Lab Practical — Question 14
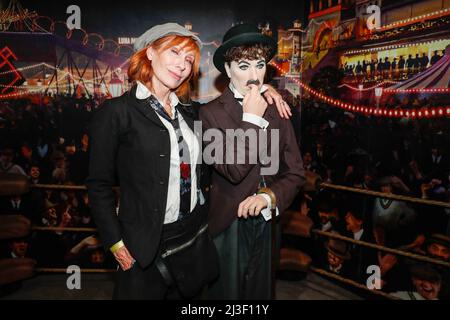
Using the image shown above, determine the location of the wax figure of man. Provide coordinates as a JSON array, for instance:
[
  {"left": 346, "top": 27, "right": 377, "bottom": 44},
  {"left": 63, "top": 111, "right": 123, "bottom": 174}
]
[{"left": 199, "top": 23, "right": 305, "bottom": 299}]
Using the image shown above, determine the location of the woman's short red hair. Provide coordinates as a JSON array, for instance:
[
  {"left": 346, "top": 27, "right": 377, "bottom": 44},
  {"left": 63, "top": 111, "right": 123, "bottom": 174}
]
[{"left": 127, "top": 35, "right": 201, "bottom": 100}]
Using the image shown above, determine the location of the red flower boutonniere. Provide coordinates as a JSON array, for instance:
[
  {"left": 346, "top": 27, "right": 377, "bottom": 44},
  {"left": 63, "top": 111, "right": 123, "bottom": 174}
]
[{"left": 180, "top": 162, "right": 190, "bottom": 179}]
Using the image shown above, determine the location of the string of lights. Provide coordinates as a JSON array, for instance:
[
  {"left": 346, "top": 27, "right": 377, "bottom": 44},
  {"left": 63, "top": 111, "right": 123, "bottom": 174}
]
[
  {"left": 0, "top": 62, "right": 46, "bottom": 76},
  {"left": 338, "top": 81, "right": 399, "bottom": 91},
  {"left": 344, "top": 78, "right": 402, "bottom": 85},
  {"left": 0, "top": 88, "right": 44, "bottom": 99},
  {"left": 0, "top": 70, "right": 95, "bottom": 89},
  {"left": 41, "top": 63, "right": 127, "bottom": 86},
  {"left": 0, "top": 64, "right": 120, "bottom": 96},
  {"left": 344, "top": 39, "right": 448, "bottom": 55},
  {"left": 278, "top": 34, "right": 294, "bottom": 43},
  {"left": 379, "top": 7, "right": 450, "bottom": 31},
  {"left": 0, "top": 56, "right": 131, "bottom": 98},
  {"left": 270, "top": 62, "right": 450, "bottom": 119},
  {"left": 201, "top": 41, "right": 220, "bottom": 47},
  {"left": 307, "top": 7, "right": 450, "bottom": 36},
  {"left": 384, "top": 87, "right": 450, "bottom": 93}
]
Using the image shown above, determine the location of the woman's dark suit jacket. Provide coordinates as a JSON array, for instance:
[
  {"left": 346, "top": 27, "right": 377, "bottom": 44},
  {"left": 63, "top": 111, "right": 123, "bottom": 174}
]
[{"left": 86, "top": 85, "right": 209, "bottom": 269}]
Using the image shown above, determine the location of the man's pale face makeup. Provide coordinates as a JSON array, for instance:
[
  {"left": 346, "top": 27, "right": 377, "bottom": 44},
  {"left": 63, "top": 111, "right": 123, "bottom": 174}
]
[{"left": 225, "top": 59, "right": 266, "bottom": 96}]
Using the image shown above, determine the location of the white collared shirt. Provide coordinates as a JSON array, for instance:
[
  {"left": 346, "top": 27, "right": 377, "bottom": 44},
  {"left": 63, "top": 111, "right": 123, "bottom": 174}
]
[
  {"left": 37, "top": 144, "right": 48, "bottom": 158},
  {"left": 329, "top": 263, "right": 343, "bottom": 274},
  {"left": 136, "top": 81, "right": 200, "bottom": 224},
  {"left": 322, "top": 221, "right": 332, "bottom": 232},
  {"left": 228, "top": 83, "right": 278, "bottom": 221},
  {"left": 432, "top": 155, "right": 441, "bottom": 164},
  {"left": 353, "top": 229, "right": 364, "bottom": 241},
  {"left": 11, "top": 199, "right": 21, "bottom": 209},
  {"left": 229, "top": 83, "right": 270, "bottom": 130}
]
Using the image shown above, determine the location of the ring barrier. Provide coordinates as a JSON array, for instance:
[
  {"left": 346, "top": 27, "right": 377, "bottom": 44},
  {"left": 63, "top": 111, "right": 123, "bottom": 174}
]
[{"left": 1, "top": 173, "right": 448, "bottom": 299}]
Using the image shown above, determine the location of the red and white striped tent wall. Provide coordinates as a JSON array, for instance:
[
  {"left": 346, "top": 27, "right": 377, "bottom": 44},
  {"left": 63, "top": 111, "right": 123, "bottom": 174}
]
[{"left": 386, "top": 45, "right": 450, "bottom": 93}]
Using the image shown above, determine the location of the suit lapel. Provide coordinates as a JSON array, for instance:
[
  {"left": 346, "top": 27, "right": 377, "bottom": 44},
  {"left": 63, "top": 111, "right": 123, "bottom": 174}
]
[
  {"left": 177, "top": 104, "right": 202, "bottom": 190},
  {"left": 177, "top": 105, "right": 195, "bottom": 132},
  {"left": 263, "top": 104, "right": 275, "bottom": 124},
  {"left": 220, "top": 88, "right": 243, "bottom": 126},
  {"left": 220, "top": 87, "right": 276, "bottom": 127},
  {"left": 128, "top": 85, "right": 165, "bottom": 129},
  {"left": 218, "top": 87, "right": 278, "bottom": 174}
]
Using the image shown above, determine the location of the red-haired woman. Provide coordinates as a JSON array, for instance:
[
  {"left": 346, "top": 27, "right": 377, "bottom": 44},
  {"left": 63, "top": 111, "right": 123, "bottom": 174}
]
[{"left": 86, "top": 23, "right": 289, "bottom": 299}]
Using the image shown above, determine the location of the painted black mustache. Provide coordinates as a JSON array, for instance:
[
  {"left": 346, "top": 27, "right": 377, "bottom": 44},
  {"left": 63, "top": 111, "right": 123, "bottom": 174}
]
[{"left": 246, "top": 79, "right": 260, "bottom": 86}]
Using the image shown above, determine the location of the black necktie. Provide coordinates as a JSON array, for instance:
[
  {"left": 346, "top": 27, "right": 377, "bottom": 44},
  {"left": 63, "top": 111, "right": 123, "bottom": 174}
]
[{"left": 147, "top": 95, "right": 192, "bottom": 220}]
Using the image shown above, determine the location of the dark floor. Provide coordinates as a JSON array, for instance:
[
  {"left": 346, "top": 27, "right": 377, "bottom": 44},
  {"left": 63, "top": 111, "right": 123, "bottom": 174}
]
[{"left": 1, "top": 272, "right": 363, "bottom": 300}]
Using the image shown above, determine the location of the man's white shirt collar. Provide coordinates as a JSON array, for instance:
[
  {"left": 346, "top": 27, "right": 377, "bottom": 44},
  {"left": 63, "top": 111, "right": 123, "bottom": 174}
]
[
  {"left": 353, "top": 229, "right": 364, "bottom": 241},
  {"left": 229, "top": 83, "right": 268, "bottom": 103},
  {"left": 322, "top": 221, "right": 332, "bottom": 232}
]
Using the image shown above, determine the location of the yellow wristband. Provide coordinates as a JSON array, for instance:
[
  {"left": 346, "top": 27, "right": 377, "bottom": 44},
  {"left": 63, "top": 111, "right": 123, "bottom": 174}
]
[
  {"left": 257, "top": 187, "right": 276, "bottom": 208},
  {"left": 110, "top": 240, "right": 125, "bottom": 254}
]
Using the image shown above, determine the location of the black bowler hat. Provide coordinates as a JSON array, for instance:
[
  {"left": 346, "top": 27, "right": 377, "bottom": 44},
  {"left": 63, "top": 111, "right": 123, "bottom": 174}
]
[{"left": 213, "top": 23, "right": 277, "bottom": 73}]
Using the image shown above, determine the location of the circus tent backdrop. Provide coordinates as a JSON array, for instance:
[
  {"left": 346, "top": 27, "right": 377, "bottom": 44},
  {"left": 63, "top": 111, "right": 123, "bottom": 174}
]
[{"left": 387, "top": 45, "right": 450, "bottom": 93}]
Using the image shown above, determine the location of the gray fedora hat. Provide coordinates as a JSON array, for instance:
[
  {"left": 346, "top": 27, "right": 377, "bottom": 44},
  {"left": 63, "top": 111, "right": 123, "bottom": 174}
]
[
  {"left": 213, "top": 23, "right": 277, "bottom": 73},
  {"left": 134, "top": 22, "right": 202, "bottom": 52}
]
